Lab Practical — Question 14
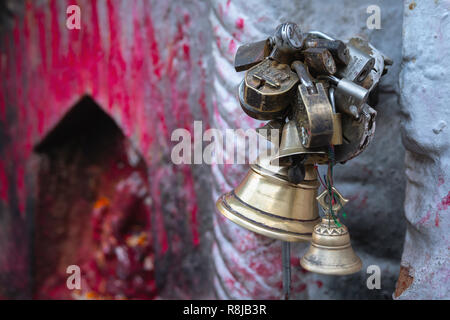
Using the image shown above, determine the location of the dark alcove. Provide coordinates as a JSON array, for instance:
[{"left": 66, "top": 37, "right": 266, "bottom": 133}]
[{"left": 33, "top": 96, "right": 156, "bottom": 299}]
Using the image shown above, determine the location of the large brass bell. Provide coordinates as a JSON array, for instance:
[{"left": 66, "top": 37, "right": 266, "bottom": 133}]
[
  {"left": 300, "top": 188, "right": 362, "bottom": 275},
  {"left": 216, "top": 155, "right": 321, "bottom": 242},
  {"left": 270, "top": 119, "right": 328, "bottom": 167}
]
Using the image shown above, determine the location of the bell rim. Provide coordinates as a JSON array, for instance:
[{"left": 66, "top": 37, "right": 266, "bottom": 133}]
[
  {"left": 270, "top": 148, "right": 327, "bottom": 166},
  {"left": 250, "top": 163, "right": 319, "bottom": 189},
  {"left": 299, "top": 256, "right": 362, "bottom": 276},
  {"left": 216, "top": 193, "right": 316, "bottom": 242}
]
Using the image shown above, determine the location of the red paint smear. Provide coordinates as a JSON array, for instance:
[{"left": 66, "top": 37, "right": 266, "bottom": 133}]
[
  {"left": 13, "top": 18, "right": 26, "bottom": 127},
  {"left": 16, "top": 165, "right": 25, "bottom": 214},
  {"left": 435, "top": 191, "right": 450, "bottom": 227},
  {"left": 143, "top": 5, "right": 168, "bottom": 142},
  {"left": 0, "top": 160, "right": 8, "bottom": 203},
  {"left": 316, "top": 280, "right": 323, "bottom": 288},
  {"left": 248, "top": 259, "right": 275, "bottom": 278},
  {"left": 418, "top": 210, "right": 432, "bottom": 225},
  {"left": 88, "top": 0, "right": 102, "bottom": 99},
  {"left": 182, "top": 165, "right": 200, "bottom": 247},
  {"left": 216, "top": 37, "right": 221, "bottom": 50},
  {"left": 191, "top": 204, "right": 200, "bottom": 246},
  {"left": 50, "top": 0, "right": 61, "bottom": 68},
  {"left": 144, "top": 11, "right": 162, "bottom": 79},
  {"left": 35, "top": 10, "right": 48, "bottom": 71},
  {"left": 183, "top": 43, "right": 190, "bottom": 60},
  {"left": 437, "top": 191, "right": 450, "bottom": 212},
  {"left": 106, "top": 0, "right": 131, "bottom": 135},
  {"left": 299, "top": 266, "right": 309, "bottom": 274},
  {"left": 151, "top": 168, "right": 169, "bottom": 255},
  {"left": 0, "top": 89, "right": 4, "bottom": 122},
  {"left": 49, "top": 0, "right": 63, "bottom": 116},
  {"left": 228, "top": 39, "right": 237, "bottom": 54},
  {"left": 131, "top": 2, "right": 152, "bottom": 157},
  {"left": 0, "top": 49, "right": 4, "bottom": 121},
  {"left": 235, "top": 18, "right": 244, "bottom": 30},
  {"left": 197, "top": 58, "right": 210, "bottom": 129},
  {"left": 435, "top": 212, "right": 440, "bottom": 227},
  {"left": 295, "top": 283, "right": 307, "bottom": 293}
]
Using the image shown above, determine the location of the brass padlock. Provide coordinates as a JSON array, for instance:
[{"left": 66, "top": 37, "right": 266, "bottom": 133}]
[
  {"left": 234, "top": 39, "right": 272, "bottom": 72},
  {"left": 303, "top": 47, "right": 337, "bottom": 75},
  {"left": 303, "top": 37, "right": 350, "bottom": 66},
  {"left": 240, "top": 58, "right": 299, "bottom": 120},
  {"left": 291, "top": 61, "right": 334, "bottom": 148}
]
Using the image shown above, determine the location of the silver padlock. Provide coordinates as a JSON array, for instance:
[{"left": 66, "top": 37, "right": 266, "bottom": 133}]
[
  {"left": 325, "top": 75, "right": 369, "bottom": 118},
  {"left": 336, "top": 44, "right": 375, "bottom": 84},
  {"left": 269, "top": 22, "right": 305, "bottom": 65}
]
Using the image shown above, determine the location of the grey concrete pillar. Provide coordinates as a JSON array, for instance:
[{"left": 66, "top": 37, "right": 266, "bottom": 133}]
[{"left": 395, "top": 0, "right": 450, "bottom": 299}]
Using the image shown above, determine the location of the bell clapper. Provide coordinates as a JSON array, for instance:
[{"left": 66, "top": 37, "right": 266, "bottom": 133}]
[{"left": 287, "top": 155, "right": 306, "bottom": 184}]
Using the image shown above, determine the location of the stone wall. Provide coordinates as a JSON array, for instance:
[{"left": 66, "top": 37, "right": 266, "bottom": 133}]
[{"left": 0, "top": 0, "right": 448, "bottom": 300}]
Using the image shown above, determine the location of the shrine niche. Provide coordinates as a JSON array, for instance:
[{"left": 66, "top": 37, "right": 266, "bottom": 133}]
[{"left": 34, "top": 96, "right": 156, "bottom": 299}]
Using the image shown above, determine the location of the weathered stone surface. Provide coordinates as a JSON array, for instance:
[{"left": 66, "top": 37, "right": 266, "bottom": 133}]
[
  {"left": 0, "top": 0, "right": 214, "bottom": 299},
  {"left": 395, "top": 0, "right": 450, "bottom": 300}
]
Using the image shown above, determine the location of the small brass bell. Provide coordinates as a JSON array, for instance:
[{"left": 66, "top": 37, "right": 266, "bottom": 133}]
[
  {"left": 256, "top": 119, "right": 284, "bottom": 144},
  {"left": 300, "top": 187, "right": 362, "bottom": 275},
  {"left": 270, "top": 119, "right": 328, "bottom": 167},
  {"left": 216, "top": 155, "right": 321, "bottom": 242}
]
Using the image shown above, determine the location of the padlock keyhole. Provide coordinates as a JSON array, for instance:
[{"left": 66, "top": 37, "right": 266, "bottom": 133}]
[{"left": 256, "top": 79, "right": 266, "bottom": 90}]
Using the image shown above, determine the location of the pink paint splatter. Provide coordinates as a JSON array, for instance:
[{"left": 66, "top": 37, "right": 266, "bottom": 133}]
[
  {"left": 228, "top": 39, "right": 237, "bottom": 54},
  {"left": 435, "top": 212, "right": 440, "bottom": 227},
  {"left": 295, "top": 283, "right": 307, "bottom": 292},
  {"left": 418, "top": 210, "right": 432, "bottom": 225},
  {"left": 437, "top": 191, "right": 450, "bottom": 212},
  {"left": 16, "top": 165, "right": 25, "bottom": 214},
  {"left": 435, "top": 191, "right": 450, "bottom": 227},
  {"left": 235, "top": 18, "right": 244, "bottom": 30}
]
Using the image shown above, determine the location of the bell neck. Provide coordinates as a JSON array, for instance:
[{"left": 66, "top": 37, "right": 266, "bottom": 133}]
[
  {"left": 303, "top": 164, "right": 317, "bottom": 181},
  {"left": 320, "top": 214, "right": 342, "bottom": 228}
]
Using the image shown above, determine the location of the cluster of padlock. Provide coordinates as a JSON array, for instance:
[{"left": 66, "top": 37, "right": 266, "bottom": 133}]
[
  {"left": 235, "top": 22, "right": 391, "bottom": 182},
  {"left": 216, "top": 22, "right": 392, "bottom": 284}
]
